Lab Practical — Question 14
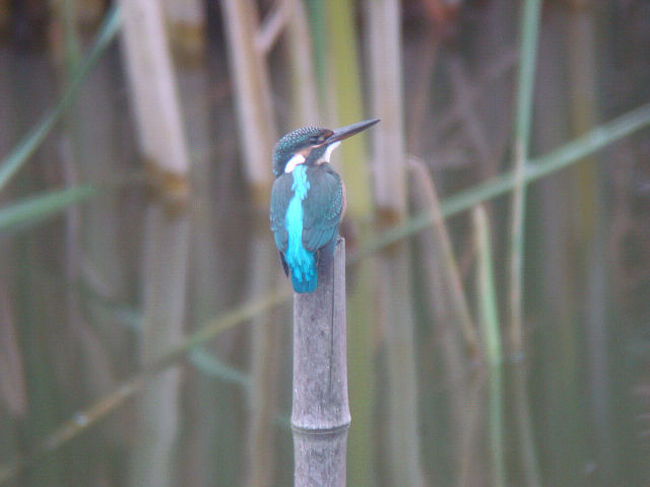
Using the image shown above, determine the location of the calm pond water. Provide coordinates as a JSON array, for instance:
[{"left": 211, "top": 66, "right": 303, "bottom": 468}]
[{"left": 1, "top": 2, "right": 649, "bottom": 486}]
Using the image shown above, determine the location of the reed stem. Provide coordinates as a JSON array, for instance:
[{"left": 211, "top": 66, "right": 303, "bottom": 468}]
[{"left": 508, "top": 0, "right": 542, "bottom": 354}]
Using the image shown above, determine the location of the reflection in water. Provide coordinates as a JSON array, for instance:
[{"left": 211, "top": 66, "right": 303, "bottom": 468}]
[
  {"left": 244, "top": 225, "right": 283, "bottom": 487},
  {"left": 293, "top": 428, "right": 349, "bottom": 487},
  {"left": 130, "top": 202, "right": 190, "bottom": 487},
  {"left": 377, "top": 242, "right": 426, "bottom": 487}
]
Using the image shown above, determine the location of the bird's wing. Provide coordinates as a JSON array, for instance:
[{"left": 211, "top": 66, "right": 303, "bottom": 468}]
[
  {"left": 270, "top": 175, "right": 292, "bottom": 252},
  {"left": 302, "top": 165, "right": 344, "bottom": 252}
]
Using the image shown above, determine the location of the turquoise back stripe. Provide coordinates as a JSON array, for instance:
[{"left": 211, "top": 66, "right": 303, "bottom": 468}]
[{"left": 284, "top": 165, "right": 316, "bottom": 291}]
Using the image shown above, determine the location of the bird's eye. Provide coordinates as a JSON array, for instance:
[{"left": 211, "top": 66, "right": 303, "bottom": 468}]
[{"left": 309, "top": 132, "right": 330, "bottom": 146}]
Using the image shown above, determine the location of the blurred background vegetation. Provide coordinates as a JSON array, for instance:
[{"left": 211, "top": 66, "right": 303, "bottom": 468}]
[{"left": 0, "top": 0, "right": 649, "bottom": 486}]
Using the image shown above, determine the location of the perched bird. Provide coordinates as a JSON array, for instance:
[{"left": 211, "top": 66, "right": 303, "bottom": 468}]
[{"left": 270, "top": 118, "right": 380, "bottom": 293}]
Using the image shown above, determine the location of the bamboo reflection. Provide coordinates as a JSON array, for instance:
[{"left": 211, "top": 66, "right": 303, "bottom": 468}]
[
  {"left": 130, "top": 203, "right": 189, "bottom": 487},
  {"left": 244, "top": 222, "right": 283, "bottom": 487}
]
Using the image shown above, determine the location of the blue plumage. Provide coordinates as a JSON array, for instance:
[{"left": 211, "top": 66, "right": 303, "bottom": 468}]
[
  {"left": 270, "top": 119, "right": 379, "bottom": 293},
  {"left": 284, "top": 165, "right": 317, "bottom": 292}
]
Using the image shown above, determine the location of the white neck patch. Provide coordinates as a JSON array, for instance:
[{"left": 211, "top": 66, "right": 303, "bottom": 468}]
[
  {"left": 284, "top": 153, "right": 306, "bottom": 173},
  {"left": 320, "top": 141, "right": 341, "bottom": 163}
]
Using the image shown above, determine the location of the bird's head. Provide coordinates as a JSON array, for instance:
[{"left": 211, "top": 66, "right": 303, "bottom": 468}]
[{"left": 272, "top": 118, "right": 380, "bottom": 178}]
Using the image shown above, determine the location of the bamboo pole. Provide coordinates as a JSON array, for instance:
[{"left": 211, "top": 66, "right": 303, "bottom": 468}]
[
  {"left": 292, "top": 238, "right": 349, "bottom": 486},
  {"left": 291, "top": 238, "right": 349, "bottom": 430},
  {"left": 293, "top": 429, "right": 349, "bottom": 487}
]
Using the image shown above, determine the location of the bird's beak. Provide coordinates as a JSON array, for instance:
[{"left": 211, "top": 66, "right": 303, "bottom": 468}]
[{"left": 327, "top": 118, "right": 380, "bottom": 144}]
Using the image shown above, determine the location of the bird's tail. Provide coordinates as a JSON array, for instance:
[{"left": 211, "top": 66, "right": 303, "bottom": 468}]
[{"left": 291, "top": 272, "right": 317, "bottom": 293}]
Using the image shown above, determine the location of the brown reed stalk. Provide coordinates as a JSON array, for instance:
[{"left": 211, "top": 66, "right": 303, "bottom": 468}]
[
  {"left": 118, "top": 0, "right": 191, "bottom": 186},
  {"left": 220, "top": 0, "right": 275, "bottom": 206}
]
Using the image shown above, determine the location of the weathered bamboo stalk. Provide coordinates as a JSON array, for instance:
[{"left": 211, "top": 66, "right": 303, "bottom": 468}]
[
  {"left": 293, "top": 428, "right": 349, "bottom": 487},
  {"left": 291, "top": 238, "right": 349, "bottom": 430},
  {"left": 292, "top": 238, "right": 349, "bottom": 487}
]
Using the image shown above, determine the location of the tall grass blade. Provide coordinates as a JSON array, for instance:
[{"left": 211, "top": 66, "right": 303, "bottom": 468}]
[
  {"left": 513, "top": 0, "right": 542, "bottom": 158},
  {"left": 189, "top": 348, "right": 249, "bottom": 386},
  {"left": 509, "top": 0, "right": 542, "bottom": 355},
  {"left": 0, "top": 185, "right": 96, "bottom": 235},
  {"left": 0, "top": 289, "right": 288, "bottom": 484},
  {"left": 473, "top": 205, "right": 504, "bottom": 486},
  {"left": 0, "top": 6, "right": 120, "bottom": 192},
  {"left": 473, "top": 206, "right": 502, "bottom": 365},
  {"left": 352, "top": 102, "right": 650, "bottom": 261},
  {"left": 509, "top": 3, "right": 545, "bottom": 486}
]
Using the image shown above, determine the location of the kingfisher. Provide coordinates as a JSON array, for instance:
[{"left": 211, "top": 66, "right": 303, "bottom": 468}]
[{"left": 270, "top": 118, "right": 380, "bottom": 293}]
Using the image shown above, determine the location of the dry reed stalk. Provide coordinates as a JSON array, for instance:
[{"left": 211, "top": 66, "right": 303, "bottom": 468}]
[
  {"left": 409, "top": 157, "right": 479, "bottom": 353},
  {"left": 367, "top": 0, "right": 406, "bottom": 219},
  {"left": 118, "top": 0, "right": 191, "bottom": 187},
  {"left": 366, "top": 1, "right": 424, "bottom": 485},
  {"left": 130, "top": 206, "right": 190, "bottom": 487},
  {"left": 221, "top": 0, "right": 275, "bottom": 206},
  {"left": 162, "top": 0, "right": 205, "bottom": 62},
  {"left": 287, "top": 0, "right": 319, "bottom": 125},
  {"left": 244, "top": 236, "right": 283, "bottom": 487},
  {"left": 119, "top": 4, "right": 193, "bottom": 481}
]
